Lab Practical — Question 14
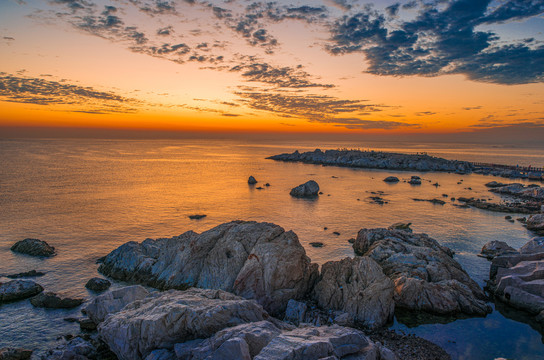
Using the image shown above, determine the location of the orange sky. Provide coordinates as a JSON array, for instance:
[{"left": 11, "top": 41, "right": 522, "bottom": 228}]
[{"left": 1, "top": 0, "right": 543, "bottom": 139}]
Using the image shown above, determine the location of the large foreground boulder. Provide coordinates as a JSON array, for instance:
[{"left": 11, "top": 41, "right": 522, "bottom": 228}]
[
  {"left": 353, "top": 228, "right": 490, "bottom": 316},
  {"left": 97, "top": 286, "right": 397, "bottom": 360},
  {"left": 290, "top": 180, "right": 320, "bottom": 198},
  {"left": 488, "top": 237, "right": 544, "bottom": 324},
  {"left": 98, "top": 221, "right": 318, "bottom": 315},
  {"left": 85, "top": 285, "right": 150, "bottom": 324},
  {"left": 0, "top": 280, "right": 43, "bottom": 303},
  {"left": 10, "top": 238, "right": 55, "bottom": 257},
  {"left": 312, "top": 256, "right": 395, "bottom": 329},
  {"left": 98, "top": 288, "right": 268, "bottom": 360}
]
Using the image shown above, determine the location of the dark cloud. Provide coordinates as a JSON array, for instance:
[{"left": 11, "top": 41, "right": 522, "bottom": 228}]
[
  {"left": 230, "top": 63, "right": 334, "bottom": 88},
  {"left": 415, "top": 111, "right": 436, "bottom": 116},
  {"left": 221, "top": 113, "right": 241, "bottom": 117},
  {"left": 50, "top": 0, "right": 89, "bottom": 12},
  {"left": 385, "top": 3, "right": 400, "bottom": 17},
  {"left": 0, "top": 73, "right": 139, "bottom": 113},
  {"left": 140, "top": 1, "right": 177, "bottom": 16},
  {"left": 157, "top": 26, "right": 173, "bottom": 36},
  {"left": 3, "top": 36, "right": 15, "bottom": 41},
  {"left": 234, "top": 90, "right": 387, "bottom": 126},
  {"left": 333, "top": 118, "right": 420, "bottom": 130},
  {"left": 327, "top": 0, "right": 544, "bottom": 84},
  {"left": 463, "top": 106, "right": 482, "bottom": 110}
]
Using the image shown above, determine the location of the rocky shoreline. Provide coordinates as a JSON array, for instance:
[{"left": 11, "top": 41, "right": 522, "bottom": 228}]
[{"left": 1, "top": 221, "right": 494, "bottom": 360}]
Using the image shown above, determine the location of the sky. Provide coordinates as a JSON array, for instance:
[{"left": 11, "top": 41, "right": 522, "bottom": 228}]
[{"left": 1, "top": 0, "right": 544, "bottom": 141}]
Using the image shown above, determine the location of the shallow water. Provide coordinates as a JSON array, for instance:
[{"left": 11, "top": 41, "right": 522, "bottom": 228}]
[{"left": 0, "top": 138, "right": 543, "bottom": 359}]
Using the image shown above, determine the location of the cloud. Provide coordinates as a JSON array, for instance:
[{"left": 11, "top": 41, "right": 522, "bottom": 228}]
[
  {"left": 0, "top": 73, "right": 139, "bottom": 113},
  {"left": 326, "top": 0, "right": 544, "bottom": 84},
  {"left": 415, "top": 111, "right": 436, "bottom": 116},
  {"left": 234, "top": 90, "right": 388, "bottom": 125},
  {"left": 463, "top": 106, "right": 482, "bottom": 110},
  {"left": 331, "top": 117, "right": 420, "bottom": 129},
  {"left": 230, "top": 63, "right": 334, "bottom": 88},
  {"left": 157, "top": 26, "right": 173, "bottom": 36},
  {"left": 221, "top": 113, "right": 241, "bottom": 117}
]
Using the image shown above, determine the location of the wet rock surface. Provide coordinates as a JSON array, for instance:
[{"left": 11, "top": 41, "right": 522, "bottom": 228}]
[
  {"left": 0, "top": 347, "right": 32, "bottom": 360},
  {"left": 30, "top": 292, "right": 84, "bottom": 309},
  {"left": 10, "top": 238, "right": 55, "bottom": 257},
  {"left": 312, "top": 256, "right": 395, "bottom": 329},
  {"left": 85, "top": 277, "right": 112, "bottom": 292},
  {"left": 0, "top": 280, "right": 43, "bottom": 303},
  {"left": 98, "top": 221, "right": 318, "bottom": 315},
  {"left": 5, "top": 270, "right": 45, "bottom": 279},
  {"left": 353, "top": 228, "right": 490, "bottom": 316},
  {"left": 290, "top": 180, "right": 320, "bottom": 198}
]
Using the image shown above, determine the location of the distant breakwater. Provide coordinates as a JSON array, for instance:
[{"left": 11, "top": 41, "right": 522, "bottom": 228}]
[
  {"left": 267, "top": 149, "right": 473, "bottom": 173},
  {"left": 268, "top": 149, "right": 544, "bottom": 180}
]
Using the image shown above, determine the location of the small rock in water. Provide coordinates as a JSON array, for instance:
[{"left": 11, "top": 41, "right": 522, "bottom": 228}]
[
  {"left": 348, "top": 238, "right": 355, "bottom": 243},
  {"left": 323, "top": 227, "right": 328, "bottom": 230},
  {"left": 442, "top": 194, "right": 448, "bottom": 197},
  {"left": 0, "top": 280, "right": 44, "bottom": 303},
  {"left": 85, "top": 277, "right": 111, "bottom": 292},
  {"left": 188, "top": 214, "right": 206, "bottom": 220},
  {"left": 11, "top": 238, "right": 55, "bottom": 257},
  {"left": 79, "top": 318, "right": 97, "bottom": 331},
  {"left": 383, "top": 176, "right": 399, "bottom": 183},
  {"left": 479, "top": 240, "right": 518, "bottom": 260},
  {"left": 264, "top": 183, "right": 270, "bottom": 187},
  {"left": 6, "top": 270, "right": 45, "bottom": 279},
  {"left": 309, "top": 242, "right": 324, "bottom": 248},
  {"left": 433, "top": 182, "right": 440, "bottom": 187},
  {"left": 332, "top": 231, "right": 340, "bottom": 235},
  {"left": 248, "top": 176, "right": 257, "bottom": 184},
  {"left": 0, "top": 347, "right": 32, "bottom": 360},
  {"left": 256, "top": 186, "right": 264, "bottom": 190},
  {"left": 290, "top": 180, "right": 319, "bottom": 198},
  {"left": 30, "top": 292, "right": 84, "bottom": 309},
  {"left": 388, "top": 222, "right": 413, "bottom": 232}
]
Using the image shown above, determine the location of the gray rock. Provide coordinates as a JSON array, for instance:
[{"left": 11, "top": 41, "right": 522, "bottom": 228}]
[
  {"left": 312, "top": 257, "right": 395, "bottom": 329},
  {"left": 30, "top": 292, "right": 84, "bottom": 309},
  {"left": 39, "top": 335, "right": 113, "bottom": 360},
  {"left": 6, "top": 270, "right": 45, "bottom": 279},
  {"left": 248, "top": 176, "right": 258, "bottom": 184},
  {"left": 0, "top": 348, "right": 32, "bottom": 360},
  {"left": 145, "top": 349, "right": 175, "bottom": 360},
  {"left": 85, "top": 277, "right": 111, "bottom": 292},
  {"left": 527, "top": 214, "right": 544, "bottom": 232},
  {"left": 479, "top": 241, "right": 518, "bottom": 260},
  {"left": 388, "top": 222, "right": 412, "bottom": 233},
  {"left": 254, "top": 325, "right": 395, "bottom": 360},
  {"left": 85, "top": 285, "right": 150, "bottom": 324},
  {"left": 353, "top": 228, "right": 490, "bottom": 316},
  {"left": 284, "top": 300, "right": 307, "bottom": 325},
  {"left": 520, "top": 237, "right": 544, "bottom": 254},
  {"left": 175, "top": 320, "right": 282, "bottom": 360},
  {"left": 98, "top": 221, "right": 318, "bottom": 315},
  {"left": 98, "top": 288, "right": 268, "bottom": 360},
  {"left": 0, "top": 280, "right": 43, "bottom": 303},
  {"left": 488, "top": 237, "right": 544, "bottom": 322},
  {"left": 10, "top": 238, "right": 55, "bottom": 257},
  {"left": 290, "top": 180, "right": 320, "bottom": 198}
]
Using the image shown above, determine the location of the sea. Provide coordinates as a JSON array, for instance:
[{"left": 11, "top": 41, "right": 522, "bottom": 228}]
[{"left": 1, "top": 138, "right": 543, "bottom": 360}]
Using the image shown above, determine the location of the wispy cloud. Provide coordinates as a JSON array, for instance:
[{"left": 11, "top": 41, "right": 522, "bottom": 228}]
[{"left": 0, "top": 73, "right": 140, "bottom": 113}]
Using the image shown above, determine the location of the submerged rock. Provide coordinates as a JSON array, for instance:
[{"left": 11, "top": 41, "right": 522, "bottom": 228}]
[
  {"left": 0, "top": 347, "right": 32, "bottom": 360},
  {"left": 353, "top": 228, "right": 490, "bottom": 316},
  {"left": 479, "top": 241, "right": 518, "bottom": 260},
  {"left": 85, "top": 285, "right": 150, "bottom": 324},
  {"left": 85, "top": 277, "right": 112, "bottom": 292},
  {"left": 10, "top": 238, "right": 55, "bottom": 257},
  {"left": 290, "top": 180, "right": 320, "bottom": 198},
  {"left": 0, "top": 280, "right": 43, "bottom": 303},
  {"left": 188, "top": 214, "right": 206, "bottom": 220},
  {"left": 98, "top": 221, "right": 318, "bottom": 315},
  {"left": 312, "top": 256, "right": 395, "bottom": 329},
  {"left": 5, "top": 270, "right": 45, "bottom": 279},
  {"left": 30, "top": 292, "right": 84, "bottom": 309}
]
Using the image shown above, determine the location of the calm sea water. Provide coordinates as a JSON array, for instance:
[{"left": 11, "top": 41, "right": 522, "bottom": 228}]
[{"left": 1, "top": 138, "right": 543, "bottom": 359}]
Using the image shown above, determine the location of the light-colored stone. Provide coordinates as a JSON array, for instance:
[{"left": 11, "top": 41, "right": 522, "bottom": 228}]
[
  {"left": 98, "top": 221, "right": 318, "bottom": 315},
  {"left": 527, "top": 214, "right": 544, "bottom": 232},
  {"left": 85, "top": 285, "right": 150, "bottom": 324},
  {"left": 353, "top": 228, "right": 490, "bottom": 316},
  {"left": 312, "top": 257, "right": 395, "bottom": 329},
  {"left": 520, "top": 237, "right": 544, "bottom": 254},
  {"left": 98, "top": 288, "right": 268, "bottom": 360}
]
